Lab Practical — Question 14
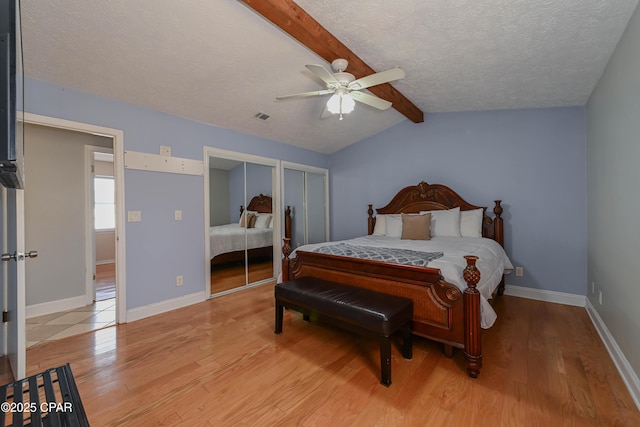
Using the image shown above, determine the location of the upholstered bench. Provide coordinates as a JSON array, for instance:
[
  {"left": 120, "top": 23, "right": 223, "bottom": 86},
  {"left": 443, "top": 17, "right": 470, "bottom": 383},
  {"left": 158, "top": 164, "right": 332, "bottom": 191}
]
[{"left": 275, "top": 276, "right": 413, "bottom": 386}]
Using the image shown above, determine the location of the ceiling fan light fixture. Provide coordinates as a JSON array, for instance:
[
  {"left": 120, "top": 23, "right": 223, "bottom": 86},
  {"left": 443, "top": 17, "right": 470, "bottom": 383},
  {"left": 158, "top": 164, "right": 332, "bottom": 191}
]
[{"left": 327, "top": 91, "right": 355, "bottom": 117}]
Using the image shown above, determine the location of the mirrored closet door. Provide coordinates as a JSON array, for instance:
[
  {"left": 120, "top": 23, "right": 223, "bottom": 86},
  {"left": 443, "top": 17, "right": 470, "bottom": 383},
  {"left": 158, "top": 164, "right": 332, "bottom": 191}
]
[
  {"left": 207, "top": 151, "right": 277, "bottom": 296},
  {"left": 282, "top": 163, "right": 329, "bottom": 250}
]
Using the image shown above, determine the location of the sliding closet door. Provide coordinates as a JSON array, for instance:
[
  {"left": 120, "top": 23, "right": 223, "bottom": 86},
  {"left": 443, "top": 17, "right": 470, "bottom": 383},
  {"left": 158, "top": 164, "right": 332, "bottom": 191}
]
[
  {"left": 246, "top": 162, "right": 275, "bottom": 285},
  {"left": 209, "top": 157, "right": 246, "bottom": 294},
  {"left": 207, "top": 149, "right": 279, "bottom": 297},
  {"left": 282, "top": 164, "right": 329, "bottom": 247},
  {"left": 305, "top": 172, "right": 327, "bottom": 244},
  {"left": 283, "top": 168, "right": 305, "bottom": 249}
]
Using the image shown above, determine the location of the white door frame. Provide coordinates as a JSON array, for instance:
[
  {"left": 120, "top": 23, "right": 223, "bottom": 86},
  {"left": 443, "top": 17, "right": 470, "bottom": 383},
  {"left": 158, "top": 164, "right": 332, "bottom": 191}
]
[
  {"left": 85, "top": 146, "right": 114, "bottom": 303},
  {"left": 22, "top": 113, "right": 127, "bottom": 324}
]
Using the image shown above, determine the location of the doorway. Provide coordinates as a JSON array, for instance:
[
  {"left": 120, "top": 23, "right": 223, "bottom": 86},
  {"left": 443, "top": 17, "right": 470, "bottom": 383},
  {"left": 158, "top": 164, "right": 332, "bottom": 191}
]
[
  {"left": 1, "top": 114, "right": 125, "bottom": 380},
  {"left": 22, "top": 125, "right": 117, "bottom": 347}
]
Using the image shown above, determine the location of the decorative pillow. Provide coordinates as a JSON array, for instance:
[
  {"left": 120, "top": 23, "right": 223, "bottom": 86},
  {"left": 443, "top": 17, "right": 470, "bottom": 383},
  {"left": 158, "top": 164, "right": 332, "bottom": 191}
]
[
  {"left": 460, "top": 208, "right": 484, "bottom": 238},
  {"left": 384, "top": 215, "right": 403, "bottom": 238},
  {"left": 254, "top": 213, "right": 272, "bottom": 229},
  {"left": 419, "top": 207, "right": 461, "bottom": 237},
  {"left": 373, "top": 215, "right": 386, "bottom": 235},
  {"left": 239, "top": 210, "right": 256, "bottom": 226},
  {"left": 239, "top": 212, "right": 256, "bottom": 228},
  {"left": 401, "top": 213, "right": 431, "bottom": 240}
]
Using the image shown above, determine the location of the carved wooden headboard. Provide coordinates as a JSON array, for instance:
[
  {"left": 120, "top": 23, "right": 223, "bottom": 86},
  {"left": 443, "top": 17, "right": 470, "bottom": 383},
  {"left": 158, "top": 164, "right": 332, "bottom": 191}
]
[
  {"left": 367, "top": 181, "right": 504, "bottom": 246},
  {"left": 240, "top": 194, "right": 272, "bottom": 216}
]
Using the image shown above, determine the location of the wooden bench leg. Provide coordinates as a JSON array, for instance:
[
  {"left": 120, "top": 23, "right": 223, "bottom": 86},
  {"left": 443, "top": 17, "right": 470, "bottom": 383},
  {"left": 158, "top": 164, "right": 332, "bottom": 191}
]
[
  {"left": 401, "top": 322, "right": 412, "bottom": 360},
  {"left": 275, "top": 301, "right": 283, "bottom": 334},
  {"left": 380, "top": 337, "right": 392, "bottom": 387}
]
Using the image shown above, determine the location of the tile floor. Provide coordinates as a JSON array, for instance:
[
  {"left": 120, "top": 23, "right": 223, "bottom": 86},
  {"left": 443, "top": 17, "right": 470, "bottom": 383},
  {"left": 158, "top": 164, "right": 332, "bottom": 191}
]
[{"left": 26, "top": 298, "right": 116, "bottom": 348}]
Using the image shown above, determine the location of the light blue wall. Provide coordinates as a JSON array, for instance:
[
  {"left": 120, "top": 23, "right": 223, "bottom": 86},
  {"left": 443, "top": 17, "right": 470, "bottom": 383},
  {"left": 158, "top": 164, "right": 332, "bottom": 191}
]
[
  {"left": 329, "top": 107, "right": 587, "bottom": 295},
  {"left": 586, "top": 2, "right": 640, "bottom": 385},
  {"left": 24, "top": 77, "right": 328, "bottom": 310}
]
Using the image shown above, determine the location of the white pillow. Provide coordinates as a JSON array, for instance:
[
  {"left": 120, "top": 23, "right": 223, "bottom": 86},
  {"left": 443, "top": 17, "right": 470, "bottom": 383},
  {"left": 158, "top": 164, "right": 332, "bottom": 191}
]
[
  {"left": 384, "top": 215, "right": 403, "bottom": 238},
  {"left": 254, "top": 213, "right": 272, "bottom": 229},
  {"left": 420, "top": 207, "right": 461, "bottom": 237},
  {"left": 460, "top": 209, "right": 483, "bottom": 238},
  {"left": 373, "top": 215, "right": 386, "bottom": 235}
]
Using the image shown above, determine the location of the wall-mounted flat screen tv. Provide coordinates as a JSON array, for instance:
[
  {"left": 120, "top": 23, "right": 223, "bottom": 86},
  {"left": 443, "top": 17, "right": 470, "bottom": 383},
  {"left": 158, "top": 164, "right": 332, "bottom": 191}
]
[{"left": 0, "top": 0, "right": 24, "bottom": 188}]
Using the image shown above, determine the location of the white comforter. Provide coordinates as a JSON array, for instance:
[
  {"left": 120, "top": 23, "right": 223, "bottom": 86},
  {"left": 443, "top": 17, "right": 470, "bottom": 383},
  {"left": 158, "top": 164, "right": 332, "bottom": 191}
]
[
  {"left": 209, "top": 224, "right": 273, "bottom": 258},
  {"left": 291, "top": 235, "right": 513, "bottom": 328}
]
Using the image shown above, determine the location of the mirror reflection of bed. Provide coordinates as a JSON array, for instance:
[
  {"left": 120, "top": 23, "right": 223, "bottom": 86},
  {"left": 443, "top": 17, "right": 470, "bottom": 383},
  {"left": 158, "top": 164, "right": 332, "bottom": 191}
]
[
  {"left": 210, "top": 195, "right": 274, "bottom": 293},
  {"left": 208, "top": 157, "right": 276, "bottom": 295}
]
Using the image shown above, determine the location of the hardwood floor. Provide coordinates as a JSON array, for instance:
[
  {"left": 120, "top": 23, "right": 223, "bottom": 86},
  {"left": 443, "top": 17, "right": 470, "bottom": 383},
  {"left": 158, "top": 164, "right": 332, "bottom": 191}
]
[
  {"left": 95, "top": 262, "right": 116, "bottom": 301},
  {"left": 23, "top": 284, "right": 640, "bottom": 426},
  {"left": 210, "top": 258, "right": 273, "bottom": 294}
]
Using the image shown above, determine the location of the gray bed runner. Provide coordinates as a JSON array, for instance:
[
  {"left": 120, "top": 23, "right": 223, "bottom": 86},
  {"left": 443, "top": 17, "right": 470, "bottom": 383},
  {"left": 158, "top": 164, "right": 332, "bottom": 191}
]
[{"left": 312, "top": 243, "right": 443, "bottom": 267}]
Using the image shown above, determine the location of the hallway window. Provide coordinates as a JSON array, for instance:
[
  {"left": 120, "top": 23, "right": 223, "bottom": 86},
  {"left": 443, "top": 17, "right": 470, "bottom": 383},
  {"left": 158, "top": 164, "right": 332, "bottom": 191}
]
[{"left": 95, "top": 177, "right": 115, "bottom": 230}]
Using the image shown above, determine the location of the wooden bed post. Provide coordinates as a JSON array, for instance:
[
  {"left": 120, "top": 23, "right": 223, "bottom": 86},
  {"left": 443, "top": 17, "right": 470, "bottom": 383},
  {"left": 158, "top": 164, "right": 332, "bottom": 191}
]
[
  {"left": 493, "top": 200, "right": 506, "bottom": 295},
  {"left": 282, "top": 206, "right": 293, "bottom": 282},
  {"left": 285, "top": 206, "right": 292, "bottom": 241},
  {"left": 367, "top": 204, "right": 375, "bottom": 235},
  {"left": 282, "top": 238, "right": 291, "bottom": 281},
  {"left": 493, "top": 200, "right": 504, "bottom": 247},
  {"left": 463, "top": 255, "right": 482, "bottom": 378}
]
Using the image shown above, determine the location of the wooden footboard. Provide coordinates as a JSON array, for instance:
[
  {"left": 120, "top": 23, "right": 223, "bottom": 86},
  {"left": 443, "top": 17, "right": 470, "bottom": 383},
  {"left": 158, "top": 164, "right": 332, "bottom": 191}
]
[{"left": 282, "top": 241, "right": 483, "bottom": 378}]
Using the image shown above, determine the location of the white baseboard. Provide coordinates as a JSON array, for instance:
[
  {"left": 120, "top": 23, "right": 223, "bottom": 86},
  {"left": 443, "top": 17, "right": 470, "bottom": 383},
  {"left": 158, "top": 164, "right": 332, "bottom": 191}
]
[
  {"left": 27, "top": 295, "right": 89, "bottom": 319},
  {"left": 126, "top": 291, "right": 207, "bottom": 323},
  {"left": 585, "top": 299, "right": 640, "bottom": 411},
  {"left": 96, "top": 259, "right": 115, "bottom": 265},
  {"left": 503, "top": 285, "right": 586, "bottom": 307}
]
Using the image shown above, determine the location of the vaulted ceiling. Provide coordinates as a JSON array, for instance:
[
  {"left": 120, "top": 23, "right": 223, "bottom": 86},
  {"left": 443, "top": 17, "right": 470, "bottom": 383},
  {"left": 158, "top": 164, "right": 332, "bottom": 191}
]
[{"left": 21, "top": 0, "right": 639, "bottom": 154}]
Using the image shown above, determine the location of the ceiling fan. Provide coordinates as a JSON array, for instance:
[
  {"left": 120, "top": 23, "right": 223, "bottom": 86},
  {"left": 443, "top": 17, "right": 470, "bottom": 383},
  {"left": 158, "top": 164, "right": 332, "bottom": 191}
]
[{"left": 276, "top": 59, "right": 405, "bottom": 120}]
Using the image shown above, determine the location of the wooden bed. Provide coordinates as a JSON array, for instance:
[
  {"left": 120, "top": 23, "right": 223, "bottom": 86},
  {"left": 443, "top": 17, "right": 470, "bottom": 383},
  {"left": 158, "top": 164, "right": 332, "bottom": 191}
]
[
  {"left": 281, "top": 181, "right": 505, "bottom": 378},
  {"left": 210, "top": 194, "right": 274, "bottom": 267}
]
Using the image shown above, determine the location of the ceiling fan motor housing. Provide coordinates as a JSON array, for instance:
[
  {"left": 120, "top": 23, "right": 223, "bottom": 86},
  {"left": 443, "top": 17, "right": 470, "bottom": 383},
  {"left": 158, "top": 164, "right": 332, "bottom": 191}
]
[{"left": 333, "top": 72, "right": 355, "bottom": 86}]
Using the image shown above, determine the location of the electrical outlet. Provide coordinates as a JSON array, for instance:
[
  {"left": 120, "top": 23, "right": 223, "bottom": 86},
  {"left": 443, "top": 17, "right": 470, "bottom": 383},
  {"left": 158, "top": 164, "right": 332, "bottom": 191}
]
[
  {"left": 598, "top": 290, "right": 603, "bottom": 305},
  {"left": 515, "top": 267, "right": 524, "bottom": 277},
  {"left": 176, "top": 275, "right": 183, "bottom": 287}
]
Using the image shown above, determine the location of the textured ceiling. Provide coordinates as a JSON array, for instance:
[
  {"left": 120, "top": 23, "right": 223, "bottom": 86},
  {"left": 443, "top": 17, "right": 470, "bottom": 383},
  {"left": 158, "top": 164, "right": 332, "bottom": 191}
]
[{"left": 21, "top": 0, "right": 638, "bottom": 154}]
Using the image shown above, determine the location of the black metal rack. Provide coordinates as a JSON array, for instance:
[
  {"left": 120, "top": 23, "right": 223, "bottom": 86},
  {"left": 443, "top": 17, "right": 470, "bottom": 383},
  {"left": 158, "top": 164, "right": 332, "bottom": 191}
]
[{"left": 0, "top": 363, "right": 89, "bottom": 426}]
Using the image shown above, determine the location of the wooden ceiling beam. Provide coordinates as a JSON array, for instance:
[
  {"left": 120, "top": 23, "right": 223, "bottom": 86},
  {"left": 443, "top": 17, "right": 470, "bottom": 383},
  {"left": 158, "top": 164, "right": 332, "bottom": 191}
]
[{"left": 239, "top": 0, "right": 424, "bottom": 123}]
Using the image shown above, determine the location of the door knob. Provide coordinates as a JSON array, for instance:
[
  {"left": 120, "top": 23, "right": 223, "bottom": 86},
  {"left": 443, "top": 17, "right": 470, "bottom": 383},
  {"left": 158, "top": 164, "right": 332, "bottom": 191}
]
[{"left": 1, "top": 251, "right": 38, "bottom": 262}]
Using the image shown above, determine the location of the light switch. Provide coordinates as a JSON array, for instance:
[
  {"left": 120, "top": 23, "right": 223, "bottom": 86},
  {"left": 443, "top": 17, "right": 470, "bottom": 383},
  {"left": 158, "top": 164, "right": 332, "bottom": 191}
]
[
  {"left": 175, "top": 210, "right": 182, "bottom": 221},
  {"left": 128, "top": 211, "right": 141, "bottom": 222}
]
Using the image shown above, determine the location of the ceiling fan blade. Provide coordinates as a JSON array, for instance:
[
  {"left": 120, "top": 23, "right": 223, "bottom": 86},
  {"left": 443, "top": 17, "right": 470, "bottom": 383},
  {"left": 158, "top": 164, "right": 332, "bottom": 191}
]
[
  {"left": 348, "top": 67, "right": 405, "bottom": 90},
  {"left": 276, "top": 89, "right": 333, "bottom": 100},
  {"left": 306, "top": 64, "right": 341, "bottom": 89},
  {"left": 350, "top": 91, "right": 393, "bottom": 110}
]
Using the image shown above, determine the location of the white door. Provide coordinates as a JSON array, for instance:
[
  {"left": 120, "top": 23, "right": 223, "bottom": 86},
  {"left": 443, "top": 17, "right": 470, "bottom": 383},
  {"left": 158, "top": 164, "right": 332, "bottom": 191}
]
[{"left": 1, "top": 186, "right": 28, "bottom": 380}]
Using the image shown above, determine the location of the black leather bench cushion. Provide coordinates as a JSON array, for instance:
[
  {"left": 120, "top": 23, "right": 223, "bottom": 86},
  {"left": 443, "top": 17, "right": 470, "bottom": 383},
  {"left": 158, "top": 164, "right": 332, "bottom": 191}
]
[{"left": 275, "top": 277, "right": 412, "bottom": 336}]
